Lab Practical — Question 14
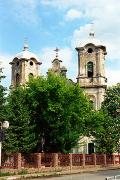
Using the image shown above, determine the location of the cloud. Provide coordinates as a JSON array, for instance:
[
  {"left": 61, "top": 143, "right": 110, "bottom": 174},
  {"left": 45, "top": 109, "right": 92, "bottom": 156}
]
[
  {"left": 0, "top": 53, "right": 12, "bottom": 88},
  {"left": 40, "top": 0, "right": 84, "bottom": 9},
  {"left": 106, "top": 68, "right": 120, "bottom": 86},
  {"left": 9, "top": 0, "right": 40, "bottom": 25},
  {"left": 1, "top": 0, "right": 120, "bottom": 86},
  {"left": 71, "top": 22, "right": 120, "bottom": 86},
  {"left": 71, "top": 23, "right": 92, "bottom": 47},
  {"left": 65, "top": 9, "right": 82, "bottom": 21},
  {"left": 67, "top": 0, "right": 120, "bottom": 86}
]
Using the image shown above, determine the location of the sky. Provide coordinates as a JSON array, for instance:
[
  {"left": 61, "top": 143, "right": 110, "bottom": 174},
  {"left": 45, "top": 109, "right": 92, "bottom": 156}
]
[{"left": 0, "top": 0, "right": 120, "bottom": 88}]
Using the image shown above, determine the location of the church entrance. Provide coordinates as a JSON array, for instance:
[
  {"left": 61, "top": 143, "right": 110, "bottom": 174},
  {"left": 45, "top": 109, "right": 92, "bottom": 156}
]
[{"left": 88, "top": 143, "right": 94, "bottom": 154}]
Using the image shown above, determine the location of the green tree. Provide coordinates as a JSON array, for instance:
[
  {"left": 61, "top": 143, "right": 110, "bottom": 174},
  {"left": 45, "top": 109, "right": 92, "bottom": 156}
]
[
  {"left": 102, "top": 83, "right": 120, "bottom": 118},
  {"left": 0, "top": 67, "right": 6, "bottom": 121},
  {"left": 4, "top": 73, "right": 93, "bottom": 153},
  {"left": 25, "top": 73, "right": 92, "bottom": 153},
  {"left": 92, "top": 83, "right": 120, "bottom": 154},
  {"left": 3, "top": 87, "right": 37, "bottom": 153}
]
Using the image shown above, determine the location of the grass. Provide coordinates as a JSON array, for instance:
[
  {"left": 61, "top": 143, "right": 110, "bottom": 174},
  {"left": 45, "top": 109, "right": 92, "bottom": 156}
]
[
  {"left": 0, "top": 171, "right": 15, "bottom": 177},
  {"left": 18, "top": 169, "right": 28, "bottom": 175}
]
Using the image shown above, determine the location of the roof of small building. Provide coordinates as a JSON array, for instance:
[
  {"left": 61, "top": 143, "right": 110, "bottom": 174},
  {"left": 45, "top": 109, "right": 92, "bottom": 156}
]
[{"left": 14, "top": 44, "right": 40, "bottom": 61}]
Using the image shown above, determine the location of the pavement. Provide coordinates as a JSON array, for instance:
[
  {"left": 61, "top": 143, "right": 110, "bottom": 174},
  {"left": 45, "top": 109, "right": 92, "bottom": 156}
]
[{"left": 0, "top": 165, "right": 120, "bottom": 180}]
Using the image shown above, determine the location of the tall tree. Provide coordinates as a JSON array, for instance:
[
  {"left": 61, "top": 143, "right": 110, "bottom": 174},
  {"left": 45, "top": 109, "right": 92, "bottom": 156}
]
[
  {"left": 92, "top": 83, "right": 120, "bottom": 153},
  {"left": 4, "top": 73, "right": 93, "bottom": 153},
  {"left": 0, "top": 67, "right": 6, "bottom": 121},
  {"left": 3, "top": 87, "right": 37, "bottom": 153},
  {"left": 102, "top": 83, "right": 120, "bottom": 118},
  {"left": 26, "top": 73, "right": 92, "bottom": 153}
]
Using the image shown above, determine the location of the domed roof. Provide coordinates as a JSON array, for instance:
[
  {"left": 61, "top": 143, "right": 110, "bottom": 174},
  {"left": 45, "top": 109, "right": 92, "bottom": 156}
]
[
  {"left": 78, "top": 32, "right": 106, "bottom": 48},
  {"left": 14, "top": 44, "right": 39, "bottom": 61}
]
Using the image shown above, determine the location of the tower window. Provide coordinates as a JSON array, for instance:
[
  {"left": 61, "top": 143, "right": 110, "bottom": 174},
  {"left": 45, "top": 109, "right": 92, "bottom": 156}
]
[
  {"left": 87, "top": 62, "right": 93, "bottom": 77},
  {"left": 30, "top": 61, "right": 33, "bottom": 66},
  {"left": 16, "top": 61, "right": 19, "bottom": 66},
  {"left": 87, "top": 48, "right": 93, "bottom": 53},
  {"left": 16, "top": 73, "right": 20, "bottom": 86}
]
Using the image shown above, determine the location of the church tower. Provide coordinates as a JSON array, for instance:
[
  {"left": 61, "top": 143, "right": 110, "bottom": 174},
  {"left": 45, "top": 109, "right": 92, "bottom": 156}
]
[
  {"left": 48, "top": 48, "right": 67, "bottom": 77},
  {"left": 10, "top": 43, "right": 42, "bottom": 87},
  {"left": 76, "top": 31, "right": 107, "bottom": 110}
]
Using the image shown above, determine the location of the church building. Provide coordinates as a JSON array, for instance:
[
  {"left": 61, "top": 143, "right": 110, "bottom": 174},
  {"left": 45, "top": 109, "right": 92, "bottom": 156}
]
[{"left": 9, "top": 29, "right": 107, "bottom": 154}]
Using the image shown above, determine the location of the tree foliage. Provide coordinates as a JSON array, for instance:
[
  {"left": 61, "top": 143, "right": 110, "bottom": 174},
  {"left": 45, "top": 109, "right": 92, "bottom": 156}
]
[
  {"left": 26, "top": 73, "right": 92, "bottom": 153},
  {"left": 0, "top": 67, "right": 6, "bottom": 120},
  {"left": 3, "top": 87, "right": 37, "bottom": 153},
  {"left": 4, "top": 73, "right": 92, "bottom": 153},
  {"left": 93, "top": 83, "right": 120, "bottom": 154},
  {"left": 102, "top": 83, "right": 120, "bottom": 118}
]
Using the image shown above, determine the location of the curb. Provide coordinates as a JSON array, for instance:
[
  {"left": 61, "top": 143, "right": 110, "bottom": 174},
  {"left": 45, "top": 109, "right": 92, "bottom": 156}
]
[{"left": 0, "top": 166, "right": 120, "bottom": 180}]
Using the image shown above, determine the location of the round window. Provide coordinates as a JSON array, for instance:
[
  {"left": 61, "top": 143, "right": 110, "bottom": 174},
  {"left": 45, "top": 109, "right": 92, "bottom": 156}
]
[
  {"left": 30, "top": 61, "right": 33, "bottom": 66},
  {"left": 87, "top": 48, "right": 93, "bottom": 53}
]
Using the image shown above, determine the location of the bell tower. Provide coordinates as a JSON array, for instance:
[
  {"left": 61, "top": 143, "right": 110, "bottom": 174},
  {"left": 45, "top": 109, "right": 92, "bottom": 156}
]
[
  {"left": 76, "top": 31, "right": 107, "bottom": 110},
  {"left": 10, "top": 43, "right": 42, "bottom": 88}
]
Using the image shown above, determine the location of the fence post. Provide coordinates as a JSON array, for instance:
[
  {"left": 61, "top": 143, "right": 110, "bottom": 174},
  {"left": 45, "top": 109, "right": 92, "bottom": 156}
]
[
  {"left": 103, "top": 154, "right": 107, "bottom": 166},
  {"left": 93, "top": 153, "right": 96, "bottom": 166},
  {"left": 82, "top": 154, "right": 85, "bottom": 168},
  {"left": 69, "top": 153, "right": 72, "bottom": 170},
  {"left": 113, "top": 155, "right": 115, "bottom": 166},
  {"left": 53, "top": 153, "right": 58, "bottom": 168},
  {"left": 14, "top": 153, "right": 21, "bottom": 169},
  {"left": 36, "top": 153, "right": 41, "bottom": 168}
]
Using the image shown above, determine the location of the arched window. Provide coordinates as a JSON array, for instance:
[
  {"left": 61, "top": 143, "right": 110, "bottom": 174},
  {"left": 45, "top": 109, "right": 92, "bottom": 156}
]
[
  {"left": 29, "top": 73, "right": 33, "bottom": 77},
  {"left": 16, "top": 73, "right": 20, "bottom": 85},
  {"left": 30, "top": 61, "right": 33, "bottom": 66},
  {"left": 87, "top": 61, "right": 93, "bottom": 77}
]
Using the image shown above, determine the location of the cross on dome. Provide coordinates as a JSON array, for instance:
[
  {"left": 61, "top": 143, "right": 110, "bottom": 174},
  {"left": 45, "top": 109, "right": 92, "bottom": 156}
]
[
  {"left": 54, "top": 47, "right": 60, "bottom": 58},
  {"left": 89, "top": 23, "right": 95, "bottom": 38},
  {"left": 23, "top": 37, "right": 29, "bottom": 51}
]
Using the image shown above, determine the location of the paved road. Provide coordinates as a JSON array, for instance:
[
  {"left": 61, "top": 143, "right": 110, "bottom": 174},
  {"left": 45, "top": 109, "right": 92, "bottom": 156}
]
[{"left": 28, "top": 169, "right": 120, "bottom": 180}]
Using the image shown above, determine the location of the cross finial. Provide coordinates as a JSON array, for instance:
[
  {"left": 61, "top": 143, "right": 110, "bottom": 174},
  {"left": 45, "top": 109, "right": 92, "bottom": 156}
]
[
  {"left": 23, "top": 37, "right": 29, "bottom": 51},
  {"left": 89, "top": 23, "right": 95, "bottom": 38},
  {"left": 54, "top": 47, "right": 60, "bottom": 58}
]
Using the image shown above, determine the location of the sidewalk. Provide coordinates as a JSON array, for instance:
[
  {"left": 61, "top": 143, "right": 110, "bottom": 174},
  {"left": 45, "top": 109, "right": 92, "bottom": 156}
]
[{"left": 0, "top": 165, "right": 120, "bottom": 180}]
